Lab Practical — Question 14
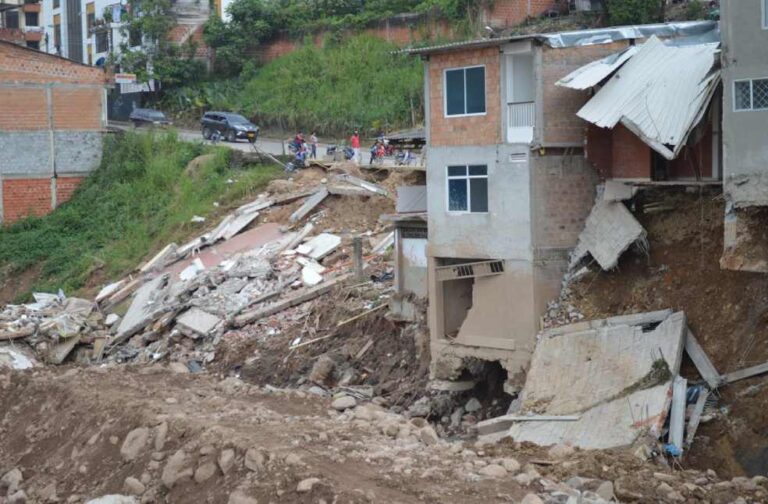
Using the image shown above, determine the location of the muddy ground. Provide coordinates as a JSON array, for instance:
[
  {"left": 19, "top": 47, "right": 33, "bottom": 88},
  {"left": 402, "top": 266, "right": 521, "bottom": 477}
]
[{"left": 565, "top": 187, "right": 768, "bottom": 478}]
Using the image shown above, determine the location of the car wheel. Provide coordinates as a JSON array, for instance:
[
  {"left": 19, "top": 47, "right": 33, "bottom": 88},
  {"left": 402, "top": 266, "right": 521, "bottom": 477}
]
[
  {"left": 226, "top": 130, "right": 236, "bottom": 143},
  {"left": 203, "top": 127, "right": 211, "bottom": 140}
]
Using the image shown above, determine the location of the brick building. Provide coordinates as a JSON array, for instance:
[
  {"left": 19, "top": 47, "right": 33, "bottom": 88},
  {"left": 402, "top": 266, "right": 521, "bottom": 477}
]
[
  {"left": 403, "top": 21, "right": 717, "bottom": 389},
  {"left": 0, "top": 40, "right": 109, "bottom": 222},
  {"left": 481, "top": 0, "right": 559, "bottom": 29},
  {"left": 0, "top": 0, "right": 43, "bottom": 49}
]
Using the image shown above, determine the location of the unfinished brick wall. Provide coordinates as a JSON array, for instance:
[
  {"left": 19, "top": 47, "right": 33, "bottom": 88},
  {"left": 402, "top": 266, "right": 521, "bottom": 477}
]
[
  {"left": 0, "top": 41, "right": 108, "bottom": 223},
  {"left": 55, "top": 176, "right": 85, "bottom": 205},
  {"left": 482, "top": 0, "right": 558, "bottom": 28},
  {"left": 428, "top": 46, "right": 501, "bottom": 147},
  {"left": 2, "top": 178, "right": 51, "bottom": 221},
  {"left": 539, "top": 41, "right": 629, "bottom": 146},
  {"left": 609, "top": 124, "right": 650, "bottom": 179},
  {"left": 531, "top": 151, "right": 598, "bottom": 249}
]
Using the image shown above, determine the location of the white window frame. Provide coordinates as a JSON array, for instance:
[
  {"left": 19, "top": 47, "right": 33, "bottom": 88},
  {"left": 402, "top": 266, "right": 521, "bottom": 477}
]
[
  {"left": 446, "top": 165, "right": 489, "bottom": 214},
  {"left": 763, "top": 0, "right": 768, "bottom": 29},
  {"left": 443, "top": 65, "right": 487, "bottom": 118},
  {"left": 733, "top": 77, "right": 768, "bottom": 112}
]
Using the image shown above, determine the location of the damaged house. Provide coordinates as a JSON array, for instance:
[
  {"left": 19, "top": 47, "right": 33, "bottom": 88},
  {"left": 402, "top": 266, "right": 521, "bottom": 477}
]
[
  {"left": 404, "top": 20, "right": 718, "bottom": 390},
  {"left": 720, "top": 0, "right": 768, "bottom": 272}
]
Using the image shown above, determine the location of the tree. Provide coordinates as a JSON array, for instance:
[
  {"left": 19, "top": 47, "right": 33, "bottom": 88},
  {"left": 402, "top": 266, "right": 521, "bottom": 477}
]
[{"left": 605, "top": 0, "right": 664, "bottom": 26}]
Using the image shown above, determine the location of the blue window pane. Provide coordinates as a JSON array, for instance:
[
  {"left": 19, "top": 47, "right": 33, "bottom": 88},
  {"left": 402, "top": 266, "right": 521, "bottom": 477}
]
[
  {"left": 448, "top": 179, "right": 467, "bottom": 211},
  {"left": 446, "top": 69, "right": 465, "bottom": 116},
  {"left": 468, "top": 165, "right": 487, "bottom": 176},
  {"left": 465, "top": 67, "right": 486, "bottom": 114},
  {"left": 448, "top": 165, "right": 467, "bottom": 177},
  {"left": 470, "top": 178, "right": 488, "bottom": 212}
]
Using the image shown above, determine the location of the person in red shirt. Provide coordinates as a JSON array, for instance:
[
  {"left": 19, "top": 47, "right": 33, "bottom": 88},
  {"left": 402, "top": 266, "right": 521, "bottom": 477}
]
[{"left": 350, "top": 130, "right": 361, "bottom": 164}]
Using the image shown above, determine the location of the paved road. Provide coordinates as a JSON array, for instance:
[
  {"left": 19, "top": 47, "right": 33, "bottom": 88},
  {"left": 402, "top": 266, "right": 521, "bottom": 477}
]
[{"left": 110, "top": 121, "right": 330, "bottom": 157}]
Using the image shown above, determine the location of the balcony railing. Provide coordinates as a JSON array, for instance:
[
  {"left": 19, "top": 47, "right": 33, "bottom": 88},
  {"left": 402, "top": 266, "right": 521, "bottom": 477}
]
[{"left": 507, "top": 101, "right": 535, "bottom": 128}]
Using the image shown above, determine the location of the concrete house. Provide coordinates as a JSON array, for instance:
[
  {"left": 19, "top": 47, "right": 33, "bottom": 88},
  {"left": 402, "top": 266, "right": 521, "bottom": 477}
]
[
  {"left": 404, "top": 21, "right": 719, "bottom": 388},
  {"left": 720, "top": 0, "right": 768, "bottom": 271}
]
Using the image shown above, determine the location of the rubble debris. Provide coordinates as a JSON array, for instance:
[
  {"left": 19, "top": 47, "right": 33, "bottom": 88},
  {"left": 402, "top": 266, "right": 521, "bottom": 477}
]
[
  {"left": 570, "top": 195, "right": 648, "bottom": 271},
  {"left": 0, "top": 345, "right": 38, "bottom": 369},
  {"left": 112, "top": 275, "right": 172, "bottom": 348},
  {"left": 668, "top": 376, "right": 687, "bottom": 455},
  {"left": 139, "top": 244, "right": 178, "bottom": 274},
  {"left": 494, "top": 311, "right": 686, "bottom": 449},
  {"left": 299, "top": 233, "right": 341, "bottom": 260},
  {"left": 175, "top": 308, "right": 222, "bottom": 339},
  {"left": 685, "top": 388, "right": 709, "bottom": 448},
  {"left": 684, "top": 327, "right": 721, "bottom": 389},
  {"left": 179, "top": 258, "right": 205, "bottom": 281},
  {"left": 289, "top": 188, "right": 329, "bottom": 223},
  {"left": 372, "top": 232, "right": 395, "bottom": 255},
  {"left": 721, "top": 361, "right": 768, "bottom": 385},
  {"left": 95, "top": 280, "right": 127, "bottom": 303},
  {"left": 334, "top": 174, "right": 389, "bottom": 197}
]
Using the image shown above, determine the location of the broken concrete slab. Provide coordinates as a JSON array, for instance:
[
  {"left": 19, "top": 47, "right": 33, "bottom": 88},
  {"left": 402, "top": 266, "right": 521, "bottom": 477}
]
[
  {"left": 501, "top": 311, "right": 686, "bottom": 450},
  {"left": 222, "top": 211, "right": 260, "bottom": 241},
  {"left": 602, "top": 181, "right": 635, "bottom": 202},
  {"left": 570, "top": 200, "right": 647, "bottom": 271},
  {"left": 372, "top": 232, "right": 394, "bottom": 255},
  {"left": 289, "top": 188, "right": 329, "bottom": 224},
  {"left": 301, "top": 266, "right": 323, "bottom": 287},
  {"left": 396, "top": 185, "right": 427, "bottom": 213},
  {"left": 327, "top": 184, "right": 372, "bottom": 197},
  {"left": 179, "top": 258, "right": 205, "bottom": 282},
  {"left": 235, "top": 198, "right": 273, "bottom": 216},
  {"left": 428, "top": 379, "right": 477, "bottom": 392},
  {"left": 176, "top": 308, "right": 222, "bottom": 338},
  {"left": 684, "top": 328, "right": 721, "bottom": 389},
  {"left": 334, "top": 174, "right": 389, "bottom": 197},
  {"left": 47, "top": 333, "right": 82, "bottom": 364},
  {"left": 95, "top": 280, "right": 127, "bottom": 304},
  {"left": 721, "top": 361, "right": 768, "bottom": 385},
  {"left": 0, "top": 345, "right": 38, "bottom": 370},
  {"left": 140, "top": 243, "right": 179, "bottom": 274},
  {"left": 112, "top": 274, "right": 172, "bottom": 348},
  {"left": 300, "top": 233, "right": 342, "bottom": 260},
  {"left": 668, "top": 376, "right": 687, "bottom": 454}
]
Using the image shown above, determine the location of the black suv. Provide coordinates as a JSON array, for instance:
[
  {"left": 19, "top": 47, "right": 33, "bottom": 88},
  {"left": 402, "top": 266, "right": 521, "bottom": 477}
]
[
  {"left": 201, "top": 111, "right": 259, "bottom": 143},
  {"left": 129, "top": 108, "right": 172, "bottom": 127}
]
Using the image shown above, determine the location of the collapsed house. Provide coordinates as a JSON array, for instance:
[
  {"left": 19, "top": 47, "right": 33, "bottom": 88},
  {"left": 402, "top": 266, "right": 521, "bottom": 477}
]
[{"left": 402, "top": 20, "right": 718, "bottom": 391}]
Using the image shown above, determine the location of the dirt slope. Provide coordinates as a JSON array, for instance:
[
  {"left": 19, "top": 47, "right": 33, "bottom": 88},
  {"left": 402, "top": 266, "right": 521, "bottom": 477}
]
[{"left": 564, "top": 187, "right": 768, "bottom": 477}]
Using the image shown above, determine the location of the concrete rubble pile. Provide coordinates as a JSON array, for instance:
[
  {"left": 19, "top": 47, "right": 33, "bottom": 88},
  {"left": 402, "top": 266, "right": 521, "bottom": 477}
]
[{"left": 0, "top": 172, "right": 395, "bottom": 371}]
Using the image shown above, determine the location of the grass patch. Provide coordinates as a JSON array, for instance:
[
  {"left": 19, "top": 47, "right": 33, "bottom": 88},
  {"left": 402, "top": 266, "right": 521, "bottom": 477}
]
[{"left": 0, "top": 131, "right": 283, "bottom": 296}]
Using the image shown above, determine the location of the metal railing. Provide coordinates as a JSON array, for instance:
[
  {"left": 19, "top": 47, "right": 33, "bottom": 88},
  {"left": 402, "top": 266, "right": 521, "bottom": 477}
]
[{"left": 507, "top": 101, "right": 535, "bottom": 128}]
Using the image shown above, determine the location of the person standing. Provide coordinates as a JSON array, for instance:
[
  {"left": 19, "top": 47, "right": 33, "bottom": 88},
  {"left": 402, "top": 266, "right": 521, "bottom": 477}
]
[
  {"left": 309, "top": 132, "right": 318, "bottom": 159},
  {"left": 350, "top": 130, "right": 361, "bottom": 164}
]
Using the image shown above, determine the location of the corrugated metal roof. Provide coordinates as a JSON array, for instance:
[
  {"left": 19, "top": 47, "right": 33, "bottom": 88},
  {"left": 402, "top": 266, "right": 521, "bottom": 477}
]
[
  {"left": 400, "top": 20, "right": 716, "bottom": 56},
  {"left": 576, "top": 36, "right": 720, "bottom": 160},
  {"left": 556, "top": 46, "right": 638, "bottom": 90}
]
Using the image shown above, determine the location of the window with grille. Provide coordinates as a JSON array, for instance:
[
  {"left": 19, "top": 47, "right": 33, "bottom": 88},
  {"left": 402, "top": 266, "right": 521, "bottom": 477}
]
[
  {"left": 447, "top": 165, "right": 488, "bottom": 213},
  {"left": 734, "top": 78, "right": 768, "bottom": 111},
  {"left": 444, "top": 66, "right": 486, "bottom": 117},
  {"left": 95, "top": 30, "right": 108, "bottom": 52}
]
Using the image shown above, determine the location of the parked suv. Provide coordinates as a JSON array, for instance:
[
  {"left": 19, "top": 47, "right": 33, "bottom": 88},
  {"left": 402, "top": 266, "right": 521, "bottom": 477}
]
[
  {"left": 129, "top": 108, "right": 172, "bottom": 127},
  {"left": 201, "top": 111, "right": 259, "bottom": 143}
]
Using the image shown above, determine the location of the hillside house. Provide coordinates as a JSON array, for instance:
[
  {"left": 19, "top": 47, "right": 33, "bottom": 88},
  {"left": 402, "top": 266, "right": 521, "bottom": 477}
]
[{"left": 404, "top": 21, "right": 718, "bottom": 388}]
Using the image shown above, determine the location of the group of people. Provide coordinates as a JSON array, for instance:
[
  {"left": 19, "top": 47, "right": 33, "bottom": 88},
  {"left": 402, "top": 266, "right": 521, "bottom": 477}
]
[{"left": 290, "top": 131, "right": 319, "bottom": 165}]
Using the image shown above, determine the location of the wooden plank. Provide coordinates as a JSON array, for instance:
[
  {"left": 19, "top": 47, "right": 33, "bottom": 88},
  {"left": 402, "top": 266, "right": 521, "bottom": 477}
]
[
  {"left": 289, "top": 188, "right": 329, "bottom": 224},
  {"left": 233, "top": 273, "right": 352, "bottom": 327},
  {"left": 0, "top": 326, "right": 35, "bottom": 341},
  {"left": 336, "top": 303, "right": 387, "bottom": 327},
  {"left": 669, "top": 376, "right": 687, "bottom": 453},
  {"left": 354, "top": 339, "right": 374, "bottom": 360},
  {"left": 685, "top": 390, "right": 709, "bottom": 448},
  {"left": 721, "top": 361, "right": 768, "bottom": 384},
  {"left": 684, "top": 327, "right": 721, "bottom": 389}
]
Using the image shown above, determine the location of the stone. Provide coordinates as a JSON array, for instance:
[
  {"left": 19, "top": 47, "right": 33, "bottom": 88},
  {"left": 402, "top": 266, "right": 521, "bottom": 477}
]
[
  {"left": 520, "top": 495, "right": 545, "bottom": 504},
  {"left": 478, "top": 464, "right": 507, "bottom": 478},
  {"left": 548, "top": 444, "right": 575, "bottom": 460},
  {"left": 218, "top": 449, "right": 235, "bottom": 475},
  {"left": 228, "top": 491, "right": 258, "bottom": 504},
  {"left": 140, "top": 473, "right": 151, "bottom": 485},
  {"left": 284, "top": 453, "right": 303, "bottom": 466},
  {"left": 464, "top": 398, "right": 482, "bottom": 413},
  {"left": 419, "top": 426, "right": 439, "bottom": 446},
  {"left": 595, "top": 481, "right": 615, "bottom": 501},
  {"left": 194, "top": 462, "right": 217, "bottom": 483},
  {"left": 653, "top": 472, "right": 677, "bottom": 483},
  {"left": 515, "top": 472, "right": 536, "bottom": 486},
  {"left": 667, "top": 491, "right": 685, "bottom": 502},
  {"left": 245, "top": 448, "right": 265, "bottom": 472},
  {"left": 84, "top": 496, "right": 137, "bottom": 504},
  {"left": 123, "top": 477, "right": 145, "bottom": 496},
  {"left": 121, "top": 428, "right": 149, "bottom": 461},
  {"left": 567, "top": 476, "right": 590, "bottom": 490},
  {"left": 168, "top": 362, "right": 189, "bottom": 374},
  {"left": 499, "top": 458, "right": 521, "bottom": 473},
  {"left": 657, "top": 482, "right": 674, "bottom": 494},
  {"left": 1, "top": 468, "right": 23, "bottom": 494},
  {"left": 297, "top": 477, "right": 321, "bottom": 493},
  {"left": 7, "top": 490, "right": 27, "bottom": 504},
  {"left": 162, "top": 450, "right": 192, "bottom": 489},
  {"left": 154, "top": 422, "right": 168, "bottom": 451},
  {"left": 331, "top": 396, "right": 357, "bottom": 411}
]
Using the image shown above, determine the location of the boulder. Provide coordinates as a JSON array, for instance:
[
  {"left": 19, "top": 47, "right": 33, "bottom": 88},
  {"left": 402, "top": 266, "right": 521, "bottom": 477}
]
[{"left": 120, "top": 428, "right": 149, "bottom": 462}]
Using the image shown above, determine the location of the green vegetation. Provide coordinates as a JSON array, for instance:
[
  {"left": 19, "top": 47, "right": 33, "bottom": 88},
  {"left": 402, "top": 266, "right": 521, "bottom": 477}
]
[
  {"left": 164, "top": 35, "right": 424, "bottom": 135},
  {"left": 605, "top": 0, "right": 664, "bottom": 25},
  {"left": 0, "top": 132, "right": 282, "bottom": 295}
]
